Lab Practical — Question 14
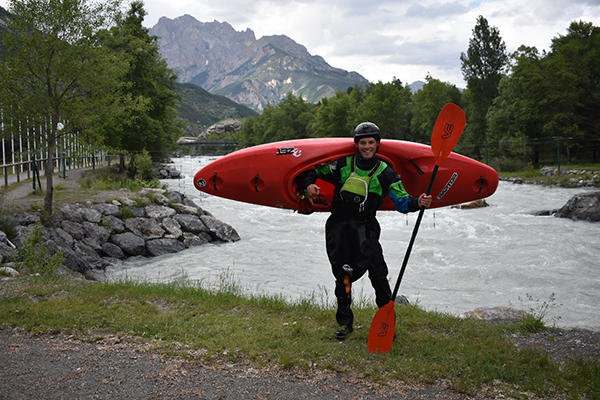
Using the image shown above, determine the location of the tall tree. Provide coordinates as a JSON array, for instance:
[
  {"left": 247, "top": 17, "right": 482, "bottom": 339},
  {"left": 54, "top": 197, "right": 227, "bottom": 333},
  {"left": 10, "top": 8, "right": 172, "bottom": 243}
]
[
  {"left": 460, "top": 15, "right": 508, "bottom": 162},
  {"left": 411, "top": 75, "right": 462, "bottom": 144},
  {"left": 0, "top": 0, "right": 125, "bottom": 218},
  {"left": 99, "top": 0, "right": 183, "bottom": 175},
  {"left": 546, "top": 21, "right": 600, "bottom": 162},
  {"left": 354, "top": 80, "right": 413, "bottom": 141}
]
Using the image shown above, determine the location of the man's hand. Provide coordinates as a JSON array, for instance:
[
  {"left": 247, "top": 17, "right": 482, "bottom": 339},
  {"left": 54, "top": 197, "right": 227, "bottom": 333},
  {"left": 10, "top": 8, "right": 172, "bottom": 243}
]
[
  {"left": 418, "top": 193, "right": 432, "bottom": 208},
  {"left": 305, "top": 183, "right": 321, "bottom": 205}
]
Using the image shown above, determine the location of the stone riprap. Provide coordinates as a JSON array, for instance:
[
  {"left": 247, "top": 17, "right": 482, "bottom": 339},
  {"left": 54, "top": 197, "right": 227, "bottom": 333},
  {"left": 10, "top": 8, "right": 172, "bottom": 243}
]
[{"left": 0, "top": 189, "right": 239, "bottom": 278}]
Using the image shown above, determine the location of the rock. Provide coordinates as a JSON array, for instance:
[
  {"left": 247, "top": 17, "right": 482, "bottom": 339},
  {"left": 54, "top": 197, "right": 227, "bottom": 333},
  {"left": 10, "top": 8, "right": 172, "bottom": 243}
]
[
  {"left": 2, "top": 190, "right": 239, "bottom": 278},
  {"left": 79, "top": 207, "right": 103, "bottom": 223},
  {"left": 82, "top": 221, "right": 111, "bottom": 243},
  {"left": 200, "top": 118, "right": 242, "bottom": 138},
  {"left": 61, "top": 220, "right": 86, "bottom": 241},
  {"left": 124, "top": 218, "right": 165, "bottom": 240},
  {"left": 155, "top": 164, "right": 182, "bottom": 179},
  {"left": 101, "top": 242, "right": 125, "bottom": 259},
  {"left": 110, "top": 232, "right": 146, "bottom": 256},
  {"left": 92, "top": 203, "right": 121, "bottom": 217},
  {"left": 0, "top": 243, "right": 16, "bottom": 264},
  {"left": 182, "top": 232, "right": 210, "bottom": 248},
  {"left": 451, "top": 199, "right": 489, "bottom": 209},
  {"left": 462, "top": 306, "right": 529, "bottom": 323},
  {"left": 146, "top": 238, "right": 186, "bottom": 257},
  {"left": 0, "top": 266, "right": 19, "bottom": 277},
  {"left": 145, "top": 205, "right": 176, "bottom": 219},
  {"left": 200, "top": 215, "right": 240, "bottom": 242},
  {"left": 102, "top": 215, "right": 126, "bottom": 233},
  {"left": 161, "top": 218, "right": 183, "bottom": 239},
  {"left": 540, "top": 166, "right": 557, "bottom": 176},
  {"left": 170, "top": 203, "right": 199, "bottom": 215},
  {"left": 173, "top": 214, "right": 207, "bottom": 234},
  {"left": 554, "top": 191, "right": 600, "bottom": 222}
]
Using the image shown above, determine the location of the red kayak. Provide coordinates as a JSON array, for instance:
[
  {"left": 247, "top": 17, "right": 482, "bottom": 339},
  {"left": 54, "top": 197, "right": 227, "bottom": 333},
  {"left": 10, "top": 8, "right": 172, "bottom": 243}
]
[{"left": 193, "top": 138, "right": 498, "bottom": 211}]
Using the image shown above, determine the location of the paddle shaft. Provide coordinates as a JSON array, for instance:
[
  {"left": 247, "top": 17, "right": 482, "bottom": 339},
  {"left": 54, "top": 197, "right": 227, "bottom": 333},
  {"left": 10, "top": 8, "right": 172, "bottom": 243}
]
[{"left": 391, "top": 164, "right": 439, "bottom": 300}]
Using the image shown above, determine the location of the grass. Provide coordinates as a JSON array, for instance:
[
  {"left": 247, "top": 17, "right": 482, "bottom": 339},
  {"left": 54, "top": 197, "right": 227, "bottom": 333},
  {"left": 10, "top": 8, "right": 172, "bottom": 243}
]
[
  {"left": 1, "top": 275, "right": 598, "bottom": 399},
  {"left": 499, "top": 163, "right": 600, "bottom": 188}
]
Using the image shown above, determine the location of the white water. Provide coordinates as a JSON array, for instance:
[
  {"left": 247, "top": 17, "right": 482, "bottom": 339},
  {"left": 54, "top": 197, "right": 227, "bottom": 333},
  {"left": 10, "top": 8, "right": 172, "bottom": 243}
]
[{"left": 107, "top": 157, "right": 600, "bottom": 331}]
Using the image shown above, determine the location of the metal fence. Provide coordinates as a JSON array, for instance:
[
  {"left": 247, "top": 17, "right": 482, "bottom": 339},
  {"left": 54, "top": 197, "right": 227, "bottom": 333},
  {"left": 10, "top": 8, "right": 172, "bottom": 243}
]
[{"left": 0, "top": 111, "right": 108, "bottom": 188}]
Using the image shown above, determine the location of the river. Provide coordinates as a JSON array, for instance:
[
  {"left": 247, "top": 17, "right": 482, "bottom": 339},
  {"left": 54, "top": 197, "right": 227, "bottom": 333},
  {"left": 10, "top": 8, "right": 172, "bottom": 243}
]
[{"left": 106, "top": 156, "right": 600, "bottom": 331}]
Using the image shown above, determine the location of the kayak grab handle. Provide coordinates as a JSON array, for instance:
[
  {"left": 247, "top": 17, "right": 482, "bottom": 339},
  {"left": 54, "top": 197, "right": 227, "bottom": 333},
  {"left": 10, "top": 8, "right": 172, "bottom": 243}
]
[{"left": 408, "top": 159, "right": 424, "bottom": 175}]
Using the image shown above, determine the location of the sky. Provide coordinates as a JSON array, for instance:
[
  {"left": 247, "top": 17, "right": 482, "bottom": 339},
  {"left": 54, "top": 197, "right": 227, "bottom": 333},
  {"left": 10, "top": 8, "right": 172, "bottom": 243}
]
[{"left": 1, "top": 0, "right": 599, "bottom": 87}]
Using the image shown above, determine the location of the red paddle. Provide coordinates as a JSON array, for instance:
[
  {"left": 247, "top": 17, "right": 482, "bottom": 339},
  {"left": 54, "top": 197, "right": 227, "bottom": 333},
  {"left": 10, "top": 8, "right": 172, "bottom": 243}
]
[{"left": 367, "top": 103, "right": 466, "bottom": 354}]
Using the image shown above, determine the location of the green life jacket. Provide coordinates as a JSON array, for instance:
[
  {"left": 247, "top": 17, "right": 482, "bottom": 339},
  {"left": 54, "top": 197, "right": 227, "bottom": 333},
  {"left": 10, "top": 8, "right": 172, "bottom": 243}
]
[{"left": 339, "top": 156, "right": 381, "bottom": 212}]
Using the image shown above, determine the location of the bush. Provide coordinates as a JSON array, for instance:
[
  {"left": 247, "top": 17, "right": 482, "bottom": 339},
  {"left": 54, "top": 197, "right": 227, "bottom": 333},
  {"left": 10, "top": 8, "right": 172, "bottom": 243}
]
[
  {"left": 16, "top": 224, "right": 64, "bottom": 277},
  {"left": 136, "top": 150, "right": 154, "bottom": 181}
]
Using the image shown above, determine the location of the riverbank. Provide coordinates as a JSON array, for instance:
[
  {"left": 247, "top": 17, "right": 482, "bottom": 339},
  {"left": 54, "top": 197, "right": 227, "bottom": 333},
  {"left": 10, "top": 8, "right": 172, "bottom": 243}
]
[{"left": 1, "top": 276, "right": 599, "bottom": 400}]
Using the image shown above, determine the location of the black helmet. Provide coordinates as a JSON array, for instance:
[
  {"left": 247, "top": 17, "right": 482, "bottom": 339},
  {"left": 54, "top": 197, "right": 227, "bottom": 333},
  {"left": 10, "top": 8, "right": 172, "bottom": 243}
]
[{"left": 353, "top": 122, "right": 381, "bottom": 143}]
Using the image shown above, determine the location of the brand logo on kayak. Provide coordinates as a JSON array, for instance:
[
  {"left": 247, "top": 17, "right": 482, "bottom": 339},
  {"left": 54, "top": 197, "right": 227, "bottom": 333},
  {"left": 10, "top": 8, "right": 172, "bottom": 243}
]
[
  {"left": 276, "top": 147, "right": 302, "bottom": 157},
  {"left": 197, "top": 179, "right": 206, "bottom": 188},
  {"left": 437, "top": 172, "right": 458, "bottom": 200},
  {"left": 442, "top": 123, "right": 454, "bottom": 139}
]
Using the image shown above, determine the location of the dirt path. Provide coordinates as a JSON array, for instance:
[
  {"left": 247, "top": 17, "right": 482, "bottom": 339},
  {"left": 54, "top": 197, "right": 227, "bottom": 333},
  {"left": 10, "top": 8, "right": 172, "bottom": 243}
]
[{"left": 0, "top": 329, "right": 474, "bottom": 400}]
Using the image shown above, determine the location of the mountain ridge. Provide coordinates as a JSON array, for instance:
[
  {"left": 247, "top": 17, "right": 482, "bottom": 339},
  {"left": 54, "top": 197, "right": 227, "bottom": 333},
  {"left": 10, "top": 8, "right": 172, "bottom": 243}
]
[{"left": 150, "top": 15, "right": 369, "bottom": 112}]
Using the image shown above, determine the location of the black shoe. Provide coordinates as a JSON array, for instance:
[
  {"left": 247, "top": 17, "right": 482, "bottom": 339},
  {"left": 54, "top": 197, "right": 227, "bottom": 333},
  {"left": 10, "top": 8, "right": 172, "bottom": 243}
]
[{"left": 335, "top": 325, "right": 353, "bottom": 341}]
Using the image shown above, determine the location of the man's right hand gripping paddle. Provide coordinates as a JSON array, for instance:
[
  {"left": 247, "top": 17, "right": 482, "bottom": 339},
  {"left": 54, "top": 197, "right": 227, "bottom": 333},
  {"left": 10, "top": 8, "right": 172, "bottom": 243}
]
[{"left": 367, "top": 103, "right": 466, "bottom": 354}]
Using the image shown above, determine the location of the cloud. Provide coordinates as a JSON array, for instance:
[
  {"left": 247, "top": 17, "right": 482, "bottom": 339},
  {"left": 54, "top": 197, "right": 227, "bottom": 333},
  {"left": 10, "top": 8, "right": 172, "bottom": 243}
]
[{"left": 404, "top": 1, "right": 470, "bottom": 18}]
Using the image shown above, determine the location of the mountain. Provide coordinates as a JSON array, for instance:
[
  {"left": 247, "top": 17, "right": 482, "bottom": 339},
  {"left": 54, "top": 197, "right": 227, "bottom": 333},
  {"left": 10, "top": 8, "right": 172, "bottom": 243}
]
[
  {"left": 409, "top": 80, "right": 425, "bottom": 93},
  {"left": 150, "top": 15, "right": 369, "bottom": 112},
  {"left": 175, "top": 82, "right": 258, "bottom": 136}
]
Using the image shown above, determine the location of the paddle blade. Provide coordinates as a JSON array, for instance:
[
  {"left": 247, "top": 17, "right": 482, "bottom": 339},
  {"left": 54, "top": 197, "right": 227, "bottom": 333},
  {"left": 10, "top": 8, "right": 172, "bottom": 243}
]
[
  {"left": 367, "top": 300, "right": 396, "bottom": 354},
  {"left": 430, "top": 103, "right": 466, "bottom": 165}
]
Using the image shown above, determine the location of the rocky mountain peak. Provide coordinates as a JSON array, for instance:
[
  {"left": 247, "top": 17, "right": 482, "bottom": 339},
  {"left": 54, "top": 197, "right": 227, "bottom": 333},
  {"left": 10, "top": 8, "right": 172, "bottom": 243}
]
[{"left": 150, "top": 16, "right": 368, "bottom": 112}]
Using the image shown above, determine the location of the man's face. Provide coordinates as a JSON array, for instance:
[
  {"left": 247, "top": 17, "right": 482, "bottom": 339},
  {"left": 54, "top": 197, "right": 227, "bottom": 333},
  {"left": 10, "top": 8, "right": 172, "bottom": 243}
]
[{"left": 357, "top": 137, "right": 378, "bottom": 160}]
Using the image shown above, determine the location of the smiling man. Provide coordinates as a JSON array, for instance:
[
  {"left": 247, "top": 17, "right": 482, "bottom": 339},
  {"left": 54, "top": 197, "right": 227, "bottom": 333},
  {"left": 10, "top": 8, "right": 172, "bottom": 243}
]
[{"left": 297, "top": 122, "right": 432, "bottom": 340}]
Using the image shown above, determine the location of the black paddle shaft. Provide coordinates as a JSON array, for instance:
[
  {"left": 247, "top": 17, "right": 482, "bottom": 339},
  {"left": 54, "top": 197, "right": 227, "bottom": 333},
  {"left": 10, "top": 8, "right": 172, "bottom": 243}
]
[{"left": 391, "top": 165, "right": 439, "bottom": 300}]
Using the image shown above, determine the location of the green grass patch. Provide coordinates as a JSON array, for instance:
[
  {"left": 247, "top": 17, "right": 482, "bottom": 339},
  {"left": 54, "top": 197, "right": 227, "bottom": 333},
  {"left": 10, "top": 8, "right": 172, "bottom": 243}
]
[
  {"left": 1, "top": 276, "right": 598, "bottom": 399},
  {"left": 79, "top": 165, "right": 166, "bottom": 192}
]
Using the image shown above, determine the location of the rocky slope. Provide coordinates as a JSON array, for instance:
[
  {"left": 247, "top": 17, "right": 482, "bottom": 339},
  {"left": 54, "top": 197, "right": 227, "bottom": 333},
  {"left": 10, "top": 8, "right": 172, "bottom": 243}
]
[{"left": 150, "top": 15, "right": 368, "bottom": 112}]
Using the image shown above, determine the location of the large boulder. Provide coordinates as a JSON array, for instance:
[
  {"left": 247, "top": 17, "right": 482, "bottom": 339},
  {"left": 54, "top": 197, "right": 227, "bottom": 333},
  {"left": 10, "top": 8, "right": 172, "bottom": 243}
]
[
  {"left": 555, "top": 191, "right": 600, "bottom": 222},
  {"left": 110, "top": 232, "right": 146, "bottom": 256},
  {"left": 200, "top": 215, "right": 240, "bottom": 242},
  {"left": 146, "top": 238, "right": 186, "bottom": 257}
]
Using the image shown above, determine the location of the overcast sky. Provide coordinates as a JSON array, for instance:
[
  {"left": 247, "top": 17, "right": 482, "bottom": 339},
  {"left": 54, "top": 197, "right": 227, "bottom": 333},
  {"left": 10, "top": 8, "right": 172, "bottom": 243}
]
[{"left": 2, "top": 0, "right": 599, "bottom": 87}]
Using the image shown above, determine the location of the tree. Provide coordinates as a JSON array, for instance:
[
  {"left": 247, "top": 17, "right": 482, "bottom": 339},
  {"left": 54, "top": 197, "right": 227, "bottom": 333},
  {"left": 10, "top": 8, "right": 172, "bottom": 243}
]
[
  {"left": 546, "top": 21, "right": 600, "bottom": 162},
  {"left": 238, "top": 93, "right": 315, "bottom": 147},
  {"left": 354, "top": 80, "right": 413, "bottom": 141},
  {"left": 0, "top": 0, "right": 125, "bottom": 218},
  {"left": 98, "top": 1, "right": 183, "bottom": 176},
  {"left": 411, "top": 75, "right": 462, "bottom": 144},
  {"left": 460, "top": 15, "right": 508, "bottom": 162}
]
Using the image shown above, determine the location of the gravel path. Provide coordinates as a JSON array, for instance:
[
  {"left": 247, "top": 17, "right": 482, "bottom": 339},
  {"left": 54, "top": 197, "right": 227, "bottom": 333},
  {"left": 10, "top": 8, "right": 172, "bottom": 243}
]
[{"left": 0, "top": 329, "right": 474, "bottom": 400}]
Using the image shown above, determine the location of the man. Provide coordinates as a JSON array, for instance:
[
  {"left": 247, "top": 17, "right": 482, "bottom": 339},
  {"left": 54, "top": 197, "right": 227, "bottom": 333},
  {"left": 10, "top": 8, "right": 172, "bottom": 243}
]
[{"left": 297, "top": 122, "right": 432, "bottom": 340}]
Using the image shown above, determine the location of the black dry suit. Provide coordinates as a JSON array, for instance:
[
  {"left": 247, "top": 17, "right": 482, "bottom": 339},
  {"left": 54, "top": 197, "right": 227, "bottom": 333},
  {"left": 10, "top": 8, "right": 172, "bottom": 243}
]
[{"left": 297, "top": 153, "right": 420, "bottom": 328}]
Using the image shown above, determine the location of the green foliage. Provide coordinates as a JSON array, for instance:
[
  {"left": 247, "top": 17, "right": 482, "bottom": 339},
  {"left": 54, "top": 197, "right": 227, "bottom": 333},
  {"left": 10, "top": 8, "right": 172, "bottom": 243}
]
[
  {"left": 0, "top": 0, "right": 127, "bottom": 216},
  {"left": 411, "top": 75, "right": 463, "bottom": 144},
  {"left": 135, "top": 150, "right": 154, "bottom": 181},
  {"left": 97, "top": 0, "right": 183, "bottom": 162},
  {"left": 460, "top": 15, "right": 509, "bottom": 162},
  {"left": 238, "top": 93, "right": 316, "bottom": 147},
  {"left": 16, "top": 224, "right": 64, "bottom": 277}
]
